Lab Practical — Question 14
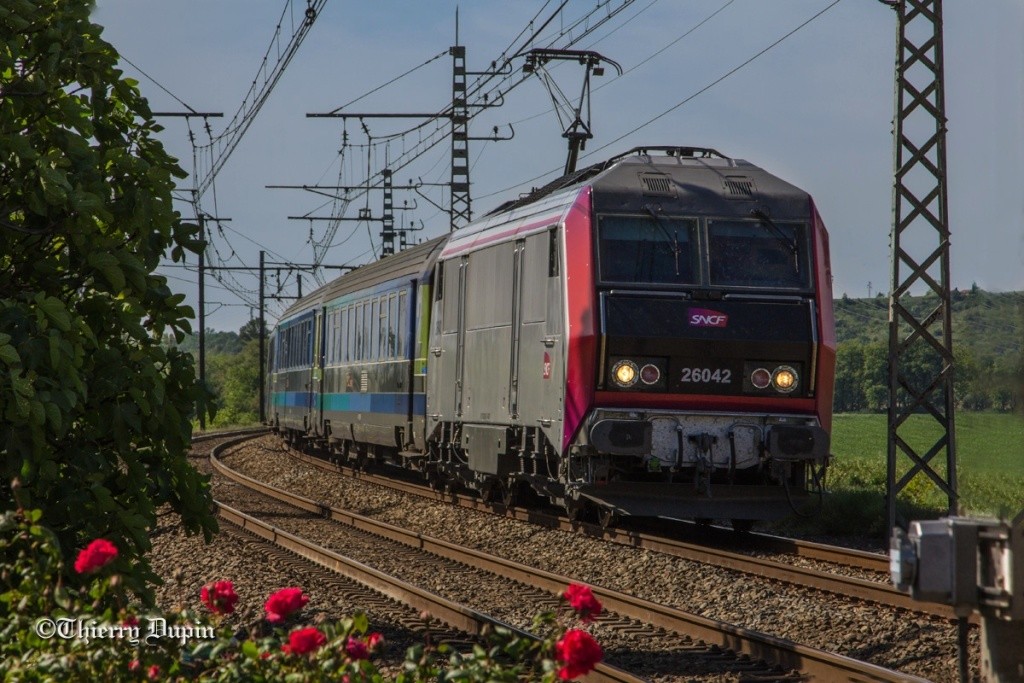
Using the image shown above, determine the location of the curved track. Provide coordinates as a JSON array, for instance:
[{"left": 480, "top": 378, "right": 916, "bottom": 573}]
[
  {"left": 211, "top": 432, "right": 931, "bottom": 683},
  {"left": 274, "top": 437, "right": 964, "bottom": 622}
]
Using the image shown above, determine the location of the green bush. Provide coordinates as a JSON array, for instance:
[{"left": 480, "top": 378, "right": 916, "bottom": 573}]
[
  {"left": 0, "top": 0, "right": 216, "bottom": 601},
  {"left": 1, "top": 508, "right": 605, "bottom": 682}
]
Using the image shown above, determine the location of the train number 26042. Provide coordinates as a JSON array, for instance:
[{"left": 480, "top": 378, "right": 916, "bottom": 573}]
[{"left": 680, "top": 367, "right": 732, "bottom": 384}]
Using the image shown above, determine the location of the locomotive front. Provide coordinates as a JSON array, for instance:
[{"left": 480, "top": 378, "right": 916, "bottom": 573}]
[{"left": 566, "top": 150, "right": 836, "bottom": 523}]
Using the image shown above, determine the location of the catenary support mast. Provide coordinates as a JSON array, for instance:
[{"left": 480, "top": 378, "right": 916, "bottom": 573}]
[{"left": 884, "top": 0, "right": 957, "bottom": 529}]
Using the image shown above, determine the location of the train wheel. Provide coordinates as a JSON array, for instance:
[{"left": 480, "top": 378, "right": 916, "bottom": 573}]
[
  {"left": 480, "top": 479, "right": 501, "bottom": 505},
  {"left": 598, "top": 508, "right": 619, "bottom": 530},
  {"left": 424, "top": 470, "right": 443, "bottom": 492},
  {"left": 564, "top": 498, "right": 589, "bottom": 523},
  {"left": 500, "top": 481, "right": 519, "bottom": 508}
]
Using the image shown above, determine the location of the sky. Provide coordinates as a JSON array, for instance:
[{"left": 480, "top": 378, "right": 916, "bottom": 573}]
[{"left": 92, "top": 0, "right": 1024, "bottom": 333}]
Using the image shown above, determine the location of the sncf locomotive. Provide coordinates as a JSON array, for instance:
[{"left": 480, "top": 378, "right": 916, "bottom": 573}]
[{"left": 267, "top": 146, "right": 836, "bottom": 527}]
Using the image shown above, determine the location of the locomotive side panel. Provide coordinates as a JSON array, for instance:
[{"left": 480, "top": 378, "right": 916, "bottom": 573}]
[
  {"left": 516, "top": 228, "right": 565, "bottom": 440},
  {"left": 427, "top": 258, "right": 464, "bottom": 425},
  {"left": 461, "top": 240, "right": 515, "bottom": 425}
]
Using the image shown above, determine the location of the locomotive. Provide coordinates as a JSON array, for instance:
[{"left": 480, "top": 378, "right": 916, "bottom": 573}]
[{"left": 266, "top": 146, "right": 836, "bottom": 527}]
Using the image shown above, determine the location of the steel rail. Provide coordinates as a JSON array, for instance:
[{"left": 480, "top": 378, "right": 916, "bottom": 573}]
[
  {"left": 210, "top": 435, "right": 641, "bottom": 683},
  {"left": 271, "top": 441, "right": 966, "bottom": 621},
  {"left": 213, "top": 434, "right": 932, "bottom": 683}
]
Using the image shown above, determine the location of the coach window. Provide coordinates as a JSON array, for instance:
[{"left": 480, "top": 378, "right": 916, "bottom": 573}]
[
  {"left": 362, "top": 300, "right": 371, "bottom": 361},
  {"left": 325, "top": 314, "right": 332, "bottom": 364},
  {"left": 337, "top": 309, "right": 346, "bottom": 364},
  {"left": 285, "top": 327, "right": 291, "bottom": 369},
  {"left": 378, "top": 301, "right": 385, "bottom": 362},
  {"left": 336, "top": 310, "right": 342, "bottom": 363},
  {"left": 369, "top": 299, "right": 378, "bottom": 361},
  {"left": 325, "top": 313, "right": 333, "bottom": 364},
  {"left": 388, "top": 293, "right": 399, "bottom": 357},
  {"left": 341, "top": 309, "right": 347, "bottom": 362},
  {"left": 356, "top": 303, "right": 364, "bottom": 360},
  {"left": 285, "top": 327, "right": 292, "bottom": 369},
  {"left": 334, "top": 311, "right": 341, "bottom": 364},
  {"left": 346, "top": 305, "right": 354, "bottom": 362},
  {"left": 397, "top": 291, "right": 407, "bottom": 357}
]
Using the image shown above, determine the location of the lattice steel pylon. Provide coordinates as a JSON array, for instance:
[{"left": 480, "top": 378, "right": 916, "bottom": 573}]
[
  {"left": 381, "top": 169, "right": 395, "bottom": 256},
  {"left": 449, "top": 45, "right": 471, "bottom": 230},
  {"left": 885, "top": 0, "right": 957, "bottom": 530}
]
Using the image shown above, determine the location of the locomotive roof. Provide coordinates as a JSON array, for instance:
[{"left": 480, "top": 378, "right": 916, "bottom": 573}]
[
  {"left": 277, "top": 234, "right": 447, "bottom": 322},
  {"left": 490, "top": 146, "right": 810, "bottom": 220}
]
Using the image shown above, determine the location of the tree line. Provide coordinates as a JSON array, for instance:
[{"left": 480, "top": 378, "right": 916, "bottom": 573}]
[{"left": 834, "top": 340, "right": 1020, "bottom": 413}]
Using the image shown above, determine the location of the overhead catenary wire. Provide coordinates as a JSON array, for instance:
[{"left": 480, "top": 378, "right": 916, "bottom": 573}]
[{"left": 478, "top": 0, "right": 844, "bottom": 202}]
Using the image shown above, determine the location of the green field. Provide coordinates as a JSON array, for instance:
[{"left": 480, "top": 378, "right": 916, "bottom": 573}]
[
  {"left": 832, "top": 412, "right": 1024, "bottom": 476},
  {"left": 773, "top": 412, "right": 1024, "bottom": 537}
]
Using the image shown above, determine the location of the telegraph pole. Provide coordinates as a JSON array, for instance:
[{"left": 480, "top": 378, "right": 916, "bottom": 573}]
[
  {"left": 259, "top": 250, "right": 266, "bottom": 424},
  {"left": 194, "top": 256, "right": 353, "bottom": 424},
  {"left": 183, "top": 213, "right": 230, "bottom": 428},
  {"left": 198, "top": 228, "right": 206, "bottom": 429}
]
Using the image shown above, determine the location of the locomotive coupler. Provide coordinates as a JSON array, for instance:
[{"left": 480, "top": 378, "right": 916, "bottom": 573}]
[{"left": 689, "top": 432, "right": 717, "bottom": 496}]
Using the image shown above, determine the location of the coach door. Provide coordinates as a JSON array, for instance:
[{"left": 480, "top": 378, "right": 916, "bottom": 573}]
[
  {"left": 308, "top": 310, "right": 323, "bottom": 434},
  {"left": 508, "top": 240, "right": 525, "bottom": 420},
  {"left": 516, "top": 228, "right": 563, "bottom": 442},
  {"left": 427, "top": 257, "right": 467, "bottom": 424}
]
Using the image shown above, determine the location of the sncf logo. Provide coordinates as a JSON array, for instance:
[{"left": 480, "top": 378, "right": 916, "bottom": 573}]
[{"left": 688, "top": 307, "right": 729, "bottom": 328}]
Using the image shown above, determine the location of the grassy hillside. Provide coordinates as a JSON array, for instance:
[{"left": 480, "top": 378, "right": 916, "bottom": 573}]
[
  {"left": 832, "top": 289, "right": 1023, "bottom": 412},
  {"left": 834, "top": 288, "right": 1023, "bottom": 369}
]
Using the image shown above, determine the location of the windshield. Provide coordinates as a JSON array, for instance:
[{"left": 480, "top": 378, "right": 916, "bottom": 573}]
[
  {"left": 597, "top": 214, "right": 698, "bottom": 285},
  {"left": 708, "top": 219, "right": 809, "bottom": 289}
]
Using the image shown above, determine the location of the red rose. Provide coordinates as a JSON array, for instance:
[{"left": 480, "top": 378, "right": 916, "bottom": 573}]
[
  {"left": 344, "top": 636, "right": 369, "bottom": 660},
  {"left": 147, "top": 664, "right": 161, "bottom": 680},
  {"left": 563, "top": 583, "right": 602, "bottom": 622},
  {"left": 123, "top": 615, "right": 139, "bottom": 628},
  {"left": 201, "top": 580, "right": 239, "bottom": 615},
  {"left": 554, "top": 629, "right": 603, "bottom": 681},
  {"left": 264, "top": 587, "right": 309, "bottom": 623},
  {"left": 128, "top": 660, "right": 140, "bottom": 672},
  {"left": 74, "top": 539, "right": 118, "bottom": 574},
  {"left": 367, "top": 632, "right": 384, "bottom": 651},
  {"left": 281, "top": 626, "right": 326, "bottom": 655}
]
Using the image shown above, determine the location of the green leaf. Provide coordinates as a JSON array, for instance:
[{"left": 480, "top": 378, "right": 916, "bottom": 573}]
[
  {"left": 43, "top": 402, "right": 62, "bottom": 434},
  {"left": 0, "top": 344, "right": 19, "bottom": 366},
  {"left": 34, "top": 295, "right": 71, "bottom": 332},
  {"left": 88, "top": 252, "right": 125, "bottom": 291},
  {"left": 242, "top": 640, "right": 259, "bottom": 659},
  {"left": 353, "top": 612, "right": 369, "bottom": 634}
]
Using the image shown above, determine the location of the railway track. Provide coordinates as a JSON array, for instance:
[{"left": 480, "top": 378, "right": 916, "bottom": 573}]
[
  {"left": 211, "top": 432, "right": 931, "bottom": 682},
  {"left": 269, "top": 434, "right": 963, "bottom": 623}
]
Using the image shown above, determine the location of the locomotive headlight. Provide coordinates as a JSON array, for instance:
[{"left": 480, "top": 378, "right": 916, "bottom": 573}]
[
  {"left": 772, "top": 366, "right": 798, "bottom": 393},
  {"left": 611, "top": 360, "right": 639, "bottom": 387}
]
